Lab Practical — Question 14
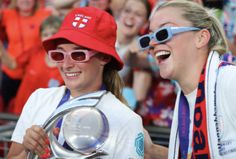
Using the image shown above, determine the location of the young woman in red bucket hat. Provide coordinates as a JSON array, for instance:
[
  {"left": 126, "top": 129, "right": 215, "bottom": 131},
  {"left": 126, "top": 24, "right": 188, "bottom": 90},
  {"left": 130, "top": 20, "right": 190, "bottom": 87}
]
[{"left": 8, "top": 7, "right": 144, "bottom": 159}]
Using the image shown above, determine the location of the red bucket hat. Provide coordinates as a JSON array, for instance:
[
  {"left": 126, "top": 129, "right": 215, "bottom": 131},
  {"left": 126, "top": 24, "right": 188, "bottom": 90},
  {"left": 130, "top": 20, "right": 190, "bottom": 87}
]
[{"left": 43, "top": 7, "right": 123, "bottom": 70}]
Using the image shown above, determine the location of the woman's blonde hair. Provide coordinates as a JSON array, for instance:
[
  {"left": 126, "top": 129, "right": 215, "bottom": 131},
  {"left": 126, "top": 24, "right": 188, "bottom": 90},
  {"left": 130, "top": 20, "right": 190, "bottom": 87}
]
[
  {"left": 103, "top": 66, "right": 128, "bottom": 105},
  {"left": 153, "top": 0, "right": 228, "bottom": 55}
]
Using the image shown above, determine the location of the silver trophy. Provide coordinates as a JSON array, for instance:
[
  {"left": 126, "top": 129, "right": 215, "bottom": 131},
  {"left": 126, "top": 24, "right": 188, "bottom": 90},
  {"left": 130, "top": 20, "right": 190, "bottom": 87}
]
[{"left": 27, "top": 90, "right": 109, "bottom": 159}]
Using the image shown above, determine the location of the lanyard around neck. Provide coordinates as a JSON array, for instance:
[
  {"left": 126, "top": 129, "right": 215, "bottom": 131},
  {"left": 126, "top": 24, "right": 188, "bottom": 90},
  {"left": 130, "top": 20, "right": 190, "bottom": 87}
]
[{"left": 57, "top": 88, "right": 70, "bottom": 108}]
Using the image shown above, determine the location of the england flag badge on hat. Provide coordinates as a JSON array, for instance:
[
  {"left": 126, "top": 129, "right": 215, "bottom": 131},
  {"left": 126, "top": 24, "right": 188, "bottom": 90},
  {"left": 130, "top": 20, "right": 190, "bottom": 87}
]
[{"left": 72, "top": 14, "right": 91, "bottom": 29}]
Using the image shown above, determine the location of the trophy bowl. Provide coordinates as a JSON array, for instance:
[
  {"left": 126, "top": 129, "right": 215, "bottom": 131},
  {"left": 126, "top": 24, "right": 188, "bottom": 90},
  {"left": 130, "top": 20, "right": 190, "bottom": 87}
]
[{"left": 63, "top": 107, "right": 109, "bottom": 154}]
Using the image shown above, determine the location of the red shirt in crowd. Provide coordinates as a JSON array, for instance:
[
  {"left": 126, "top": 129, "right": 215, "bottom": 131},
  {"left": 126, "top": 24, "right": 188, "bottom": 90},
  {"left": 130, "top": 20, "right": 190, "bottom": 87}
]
[
  {"left": 1, "top": 8, "right": 51, "bottom": 79},
  {"left": 12, "top": 46, "right": 63, "bottom": 115}
]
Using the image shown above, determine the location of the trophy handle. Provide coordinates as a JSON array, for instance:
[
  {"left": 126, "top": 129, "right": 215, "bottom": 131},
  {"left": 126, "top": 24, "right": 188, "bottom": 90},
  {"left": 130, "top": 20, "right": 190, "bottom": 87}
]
[{"left": 85, "top": 150, "right": 108, "bottom": 159}]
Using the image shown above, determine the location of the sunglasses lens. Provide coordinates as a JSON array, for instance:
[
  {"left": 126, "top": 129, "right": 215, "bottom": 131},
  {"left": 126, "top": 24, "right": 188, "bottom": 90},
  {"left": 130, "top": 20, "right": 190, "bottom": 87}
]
[
  {"left": 155, "top": 29, "right": 168, "bottom": 42},
  {"left": 50, "top": 51, "right": 64, "bottom": 61},
  {"left": 139, "top": 36, "right": 151, "bottom": 49},
  {"left": 71, "top": 51, "right": 86, "bottom": 61}
]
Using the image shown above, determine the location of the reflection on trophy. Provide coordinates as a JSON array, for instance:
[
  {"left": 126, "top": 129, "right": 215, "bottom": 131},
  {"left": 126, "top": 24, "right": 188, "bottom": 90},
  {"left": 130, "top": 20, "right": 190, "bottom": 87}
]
[{"left": 27, "top": 90, "right": 109, "bottom": 159}]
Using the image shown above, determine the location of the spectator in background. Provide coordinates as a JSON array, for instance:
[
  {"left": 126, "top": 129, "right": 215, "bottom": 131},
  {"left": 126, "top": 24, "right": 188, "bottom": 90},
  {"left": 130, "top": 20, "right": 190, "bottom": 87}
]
[
  {"left": 50, "top": 0, "right": 112, "bottom": 18},
  {"left": 221, "top": 0, "right": 236, "bottom": 62},
  {"left": 115, "top": 0, "right": 151, "bottom": 109},
  {"left": 11, "top": 16, "right": 64, "bottom": 115},
  {"left": 0, "top": 0, "right": 14, "bottom": 10},
  {"left": 87, "top": 0, "right": 109, "bottom": 9},
  {"left": 0, "top": 0, "right": 15, "bottom": 41},
  {"left": 0, "top": 0, "right": 51, "bottom": 111},
  {"left": 109, "top": 0, "right": 126, "bottom": 19},
  {"left": 127, "top": 52, "right": 176, "bottom": 127},
  {"left": 87, "top": 0, "right": 112, "bottom": 15},
  {"left": 124, "top": 45, "right": 176, "bottom": 128},
  {"left": 47, "top": 0, "right": 113, "bottom": 19},
  {"left": 0, "top": 0, "right": 15, "bottom": 111},
  {"left": 49, "top": 0, "right": 84, "bottom": 18}
]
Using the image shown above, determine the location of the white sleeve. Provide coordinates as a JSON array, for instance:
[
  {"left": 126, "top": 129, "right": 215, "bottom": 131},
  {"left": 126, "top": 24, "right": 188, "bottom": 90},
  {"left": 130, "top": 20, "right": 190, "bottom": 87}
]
[
  {"left": 11, "top": 87, "right": 64, "bottom": 144},
  {"left": 220, "top": 65, "right": 236, "bottom": 124},
  {"left": 11, "top": 90, "right": 40, "bottom": 144},
  {"left": 112, "top": 115, "right": 144, "bottom": 159}
]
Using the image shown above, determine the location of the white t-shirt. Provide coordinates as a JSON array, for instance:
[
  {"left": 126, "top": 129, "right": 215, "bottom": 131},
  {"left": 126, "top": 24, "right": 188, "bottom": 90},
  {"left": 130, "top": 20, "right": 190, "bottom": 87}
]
[
  {"left": 11, "top": 86, "right": 144, "bottom": 159},
  {"left": 185, "top": 89, "right": 197, "bottom": 157}
]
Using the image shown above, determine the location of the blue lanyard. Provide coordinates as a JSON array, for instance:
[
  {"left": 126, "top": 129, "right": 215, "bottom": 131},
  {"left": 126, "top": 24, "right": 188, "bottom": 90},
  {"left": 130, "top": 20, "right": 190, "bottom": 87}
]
[
  {"left": 56, "top": 88, "right": 71, "bottom": 128},
  {"left": 55, "top": 88, "right": 72, "bottom": 149},
  {"left": 58, "top": 88, "right": 71, "bottom": 106},
  {"left": 58, "top": 84, "right": 106, "bottom": 109},
  {"left": 178, "top": 91, "right": 190, "bottom": 159}
]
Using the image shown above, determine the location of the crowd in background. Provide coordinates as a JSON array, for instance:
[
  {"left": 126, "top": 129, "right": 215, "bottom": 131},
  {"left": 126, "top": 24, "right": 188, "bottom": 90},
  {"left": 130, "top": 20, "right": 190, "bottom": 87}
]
[{"left": 0, "top": 0, "right": 236, "bottom": 129}]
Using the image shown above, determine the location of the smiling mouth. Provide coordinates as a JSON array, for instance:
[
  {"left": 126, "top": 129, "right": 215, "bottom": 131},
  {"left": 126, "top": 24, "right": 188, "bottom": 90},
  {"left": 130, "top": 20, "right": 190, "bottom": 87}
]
[
  {"left": 154, "top": 51, "right": 171, "bottom": 63},
  {"left": 123, "top": 20, "right": 134, "bottom": 29},
  {"left": 65, "top": 72, "right": 80, "bottom": 78}
]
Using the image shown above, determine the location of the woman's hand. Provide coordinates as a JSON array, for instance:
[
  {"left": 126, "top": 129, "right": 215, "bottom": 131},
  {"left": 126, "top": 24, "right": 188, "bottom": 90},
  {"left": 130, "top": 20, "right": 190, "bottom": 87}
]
[
  {"left": 144, "top": 128, "right": 168, "bottom": 159},
  {"left": 0, "top": 41, "right": 17, "bottom": 69},
  {"left": 0, "top": 40, "right": 4, "bottom": 58},
  {"left": 22, "top": 125, "right": 51, "bottom": 158},
  {"left": 124, "top": 39, "right": 150, "bottom": 69}
]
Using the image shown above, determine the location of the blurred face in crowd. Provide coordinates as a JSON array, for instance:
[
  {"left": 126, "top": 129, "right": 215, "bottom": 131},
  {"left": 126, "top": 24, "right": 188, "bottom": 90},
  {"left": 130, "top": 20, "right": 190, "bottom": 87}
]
[
  {"left": 41, "top": 27, "right": 58, "bottom": 41},
  {"left": 17, "top": 0, "right": 36, "bottom": 14},
  {"left": 42, "top": 26, "right": 59, "bottom": 67},
  {"left": 88, "top": 0, "right": 110, "bottom": 11},
  {"left": 117, "top": 0, "right": 148, "bottom": 38}
]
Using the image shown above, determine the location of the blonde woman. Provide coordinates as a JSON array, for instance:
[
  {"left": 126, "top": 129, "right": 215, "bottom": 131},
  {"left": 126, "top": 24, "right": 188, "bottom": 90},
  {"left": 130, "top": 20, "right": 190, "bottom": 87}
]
[{"left": 140, "top": 0, "right": 236, "bottom": 158}]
